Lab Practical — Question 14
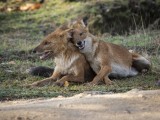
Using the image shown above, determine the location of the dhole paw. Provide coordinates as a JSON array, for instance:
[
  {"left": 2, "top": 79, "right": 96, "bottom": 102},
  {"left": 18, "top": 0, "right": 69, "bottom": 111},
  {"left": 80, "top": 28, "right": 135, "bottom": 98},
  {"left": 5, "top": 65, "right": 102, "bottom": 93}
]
[{"left": 105, "top": 80, "right": 114, "bottom": 86}]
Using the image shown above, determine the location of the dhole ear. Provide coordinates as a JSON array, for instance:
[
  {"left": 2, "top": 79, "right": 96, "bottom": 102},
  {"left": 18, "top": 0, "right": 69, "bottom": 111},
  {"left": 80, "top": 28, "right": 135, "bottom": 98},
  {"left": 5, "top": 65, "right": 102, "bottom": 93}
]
[
  {"left": 80, "top": 17, "right": 88, "bottom": 27},
  {"left": 65, "top": 29, "right": 74, "bottom": 43},
  {"left": 71, "top": 18, "right": 88, "bottom": 30},
  {"left": 65, "top": 29, "right": 74, "bottom": 39}
]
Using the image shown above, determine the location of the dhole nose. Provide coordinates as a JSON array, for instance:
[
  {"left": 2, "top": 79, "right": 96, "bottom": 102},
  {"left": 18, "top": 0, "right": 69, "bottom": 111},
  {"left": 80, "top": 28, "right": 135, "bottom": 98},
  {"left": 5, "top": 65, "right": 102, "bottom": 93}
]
[{"left": 77, "top": 41, "right": 82, "bottom": 46}]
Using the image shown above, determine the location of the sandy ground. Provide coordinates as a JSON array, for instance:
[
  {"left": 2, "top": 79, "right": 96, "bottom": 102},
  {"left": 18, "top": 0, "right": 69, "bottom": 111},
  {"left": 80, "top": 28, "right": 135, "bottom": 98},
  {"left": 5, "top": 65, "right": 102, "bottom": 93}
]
[{"left": 0, "top": 89, "right": 160, "bottom": 120}]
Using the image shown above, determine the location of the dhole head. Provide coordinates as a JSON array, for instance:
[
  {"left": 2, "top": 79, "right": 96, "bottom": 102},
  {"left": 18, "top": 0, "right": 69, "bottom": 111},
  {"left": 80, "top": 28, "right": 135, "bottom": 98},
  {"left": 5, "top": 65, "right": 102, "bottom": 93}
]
[
  {"left": 69, "top": 19, "right": 90, "bottom": 50},
  {"left": 71, "top": 28, "right": 89, "bottom": 50},
  {"left": 33, "top": 28, "right": 72, "bottom": 60}
]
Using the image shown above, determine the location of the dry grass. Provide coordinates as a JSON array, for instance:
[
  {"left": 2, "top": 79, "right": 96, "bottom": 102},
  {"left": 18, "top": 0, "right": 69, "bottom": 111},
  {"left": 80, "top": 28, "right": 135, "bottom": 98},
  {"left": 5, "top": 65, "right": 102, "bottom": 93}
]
[{"left": 0, "top": 0, "right": 159, "bottom": 101}]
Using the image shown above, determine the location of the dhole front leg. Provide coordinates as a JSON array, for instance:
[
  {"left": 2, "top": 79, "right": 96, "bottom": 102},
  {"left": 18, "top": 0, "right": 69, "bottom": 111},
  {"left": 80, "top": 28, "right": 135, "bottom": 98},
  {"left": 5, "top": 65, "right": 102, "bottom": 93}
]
[
  {"left": 88, "top": 65, "right": 112, "bottom": 86},
  {"left": 55, "top": 74, "right": 84, "bottom": 87},
  {"left": 29, "top": 70, "right": 61, "bottom": 87},
  {"left": 104, "top": 76, "right": 113, "bottom": 85}
]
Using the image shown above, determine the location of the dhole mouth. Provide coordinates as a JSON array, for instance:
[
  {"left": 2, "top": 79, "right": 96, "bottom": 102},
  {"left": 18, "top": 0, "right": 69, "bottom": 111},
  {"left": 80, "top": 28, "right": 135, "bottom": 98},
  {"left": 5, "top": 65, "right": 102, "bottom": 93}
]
[
  {"left": 37, "top": 51, "right": 52, "bottom": 60},
  {"left": 76, "top": 41, "right": 85, "bottom": 50}
]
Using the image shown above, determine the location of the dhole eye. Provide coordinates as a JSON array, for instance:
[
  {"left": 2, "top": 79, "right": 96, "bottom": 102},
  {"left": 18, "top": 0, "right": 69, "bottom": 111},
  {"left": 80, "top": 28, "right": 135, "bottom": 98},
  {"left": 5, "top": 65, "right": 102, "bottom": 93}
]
[
  {"left": 44, "top": 41, "right": 50, "bottom": 45},
  {"left": 79, "top": 32, "right": 84, "bottom": 36},
  {"left": 60, "top": 34, "right": 64, "bottom": 38}
]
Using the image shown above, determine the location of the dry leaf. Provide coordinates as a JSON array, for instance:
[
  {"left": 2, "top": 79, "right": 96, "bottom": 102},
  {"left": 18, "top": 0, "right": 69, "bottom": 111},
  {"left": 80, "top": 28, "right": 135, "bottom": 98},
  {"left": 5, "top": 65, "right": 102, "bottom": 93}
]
[{"left": 64, "top": 81, "right": 69, "bottom": 87}]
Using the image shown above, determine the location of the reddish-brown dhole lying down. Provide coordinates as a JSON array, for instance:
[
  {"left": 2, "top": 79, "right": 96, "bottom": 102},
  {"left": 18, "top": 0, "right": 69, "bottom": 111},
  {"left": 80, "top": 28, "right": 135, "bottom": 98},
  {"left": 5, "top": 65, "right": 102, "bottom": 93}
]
[
  {"left": 69, "top": 20, "right": 151, "bottom": 86},
  {"left": 29, "top": 26, "right": 95, "bottom": 87}
]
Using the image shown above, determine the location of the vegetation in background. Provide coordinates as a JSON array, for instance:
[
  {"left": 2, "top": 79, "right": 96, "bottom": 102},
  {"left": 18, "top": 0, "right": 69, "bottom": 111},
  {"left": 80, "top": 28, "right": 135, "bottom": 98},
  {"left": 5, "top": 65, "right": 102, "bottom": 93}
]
[{"left": 0, "top": 0, "right": 159, "bottom": 101}]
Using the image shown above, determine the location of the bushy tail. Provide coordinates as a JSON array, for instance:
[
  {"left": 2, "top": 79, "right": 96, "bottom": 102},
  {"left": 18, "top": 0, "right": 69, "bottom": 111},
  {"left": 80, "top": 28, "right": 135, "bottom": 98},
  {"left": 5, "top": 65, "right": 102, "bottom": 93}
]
[
  {"left": 129, "top": 50, "right": 151, "bottom": 72},
  {"left": 26, "top": 66, "right": 54, "bottom": 77}
]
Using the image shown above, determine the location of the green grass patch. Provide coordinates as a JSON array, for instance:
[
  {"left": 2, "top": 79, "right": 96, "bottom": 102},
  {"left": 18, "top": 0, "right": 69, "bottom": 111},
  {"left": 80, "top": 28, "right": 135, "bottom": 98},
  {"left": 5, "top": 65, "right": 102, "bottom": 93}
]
[{"left": 0, "top": 0, "right": 160, "bottom": 101}]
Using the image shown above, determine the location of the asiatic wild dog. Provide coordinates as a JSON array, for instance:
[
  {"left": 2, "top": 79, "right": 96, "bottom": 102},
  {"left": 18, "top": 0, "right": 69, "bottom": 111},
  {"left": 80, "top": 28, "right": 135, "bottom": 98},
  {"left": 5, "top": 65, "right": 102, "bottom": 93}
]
[
  {"left": 29, "top": 26, "right": 95, "bottom": 87},
  {"left": 69, "top": 20, "right": 151, "bottom": 85}
]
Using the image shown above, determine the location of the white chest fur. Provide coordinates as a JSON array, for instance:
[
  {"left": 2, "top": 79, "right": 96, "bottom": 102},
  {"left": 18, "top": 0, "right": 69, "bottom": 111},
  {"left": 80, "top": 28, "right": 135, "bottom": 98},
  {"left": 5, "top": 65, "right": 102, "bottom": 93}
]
[
  {"left": 80, "top": 37, "right": 93, "bottom": 54},
  {"left": 90, "top": 57, "right": 101, "bottom": 74},
  {"left": 80, "top": 37, "right": 100, "bottom": 73},
  {"left": 54, "top": 54, "right": 79, "bottom": 75},
  {"left": 84, "top": 53, "right": 101, "bottom": 74}
]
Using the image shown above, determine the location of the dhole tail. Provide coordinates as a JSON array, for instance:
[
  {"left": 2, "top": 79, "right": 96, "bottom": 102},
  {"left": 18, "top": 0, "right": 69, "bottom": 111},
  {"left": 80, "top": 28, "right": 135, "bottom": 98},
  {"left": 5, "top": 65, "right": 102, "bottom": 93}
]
[
  {"left": 27, "top": 66, "right": 54, "bottom": 77},
  {"left": 129, "top": 50, "right": 151, "bottom": 72}
]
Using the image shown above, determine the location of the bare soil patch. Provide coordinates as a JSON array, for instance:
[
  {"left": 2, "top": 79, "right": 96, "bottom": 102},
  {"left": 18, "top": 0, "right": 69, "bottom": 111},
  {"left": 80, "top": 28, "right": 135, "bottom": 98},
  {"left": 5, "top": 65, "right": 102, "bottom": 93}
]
[{"left": 0, "top": 89, "right": 160, "bottom": 120}]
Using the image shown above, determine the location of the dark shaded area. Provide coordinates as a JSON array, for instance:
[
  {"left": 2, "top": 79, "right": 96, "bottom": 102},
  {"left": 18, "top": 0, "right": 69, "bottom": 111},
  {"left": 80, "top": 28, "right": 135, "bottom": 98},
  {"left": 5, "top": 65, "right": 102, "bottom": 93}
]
[
  {"left": 84, "top": 0, "right": 160, "bottom": 35},
  {"left": 1, "top": 0, "right": 160, "bottom": 35},
  {"left": 0, "top": 0, "right": 7, "bottom": 2}
]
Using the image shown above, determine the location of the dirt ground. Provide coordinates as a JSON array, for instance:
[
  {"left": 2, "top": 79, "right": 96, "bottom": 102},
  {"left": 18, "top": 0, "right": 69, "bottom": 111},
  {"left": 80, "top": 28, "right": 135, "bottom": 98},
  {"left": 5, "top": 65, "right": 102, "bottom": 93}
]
[{"left": 0, "top": 89, "right": 160, "bottom": 120}]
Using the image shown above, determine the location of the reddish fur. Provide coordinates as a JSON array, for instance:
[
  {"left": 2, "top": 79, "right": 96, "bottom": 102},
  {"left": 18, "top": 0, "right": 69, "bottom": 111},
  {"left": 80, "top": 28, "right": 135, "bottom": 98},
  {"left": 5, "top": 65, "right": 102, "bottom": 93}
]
[
  {"left": 69, "top": 20, "right": 151, "bottom": 85},
  {"left": 29, "top": 27, "right": 95, "bottom": 87}
]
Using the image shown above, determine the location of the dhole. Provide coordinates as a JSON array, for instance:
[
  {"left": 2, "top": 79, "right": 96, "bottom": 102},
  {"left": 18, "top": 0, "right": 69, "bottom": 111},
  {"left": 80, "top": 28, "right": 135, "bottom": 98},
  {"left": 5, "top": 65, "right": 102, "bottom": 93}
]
[
  {"left": 69, "top": 20, "right": 151, "bottom": 85},
  {"left": 29, "top": 26, "right": 95, "bottom": 87}
]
